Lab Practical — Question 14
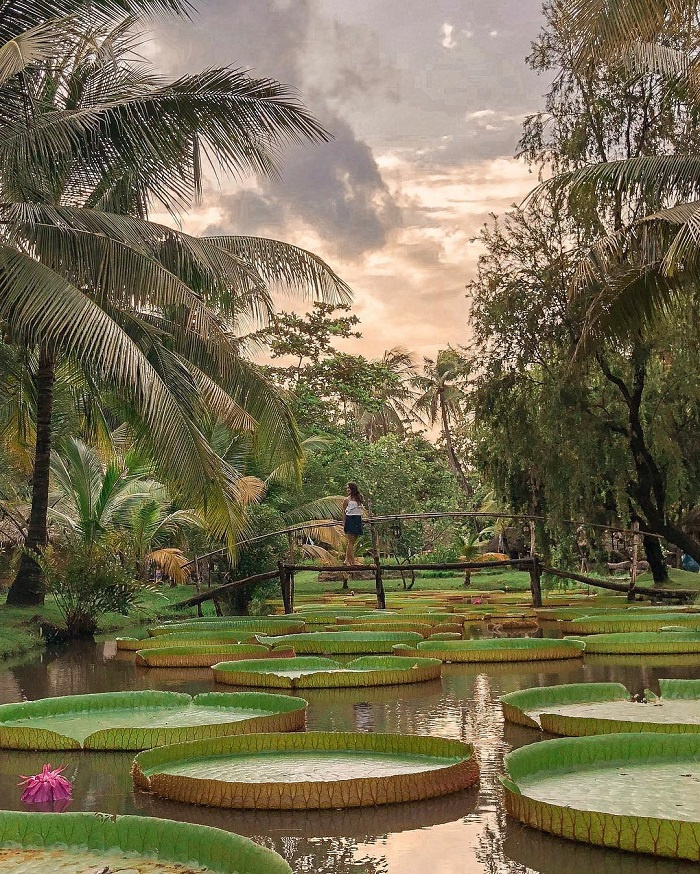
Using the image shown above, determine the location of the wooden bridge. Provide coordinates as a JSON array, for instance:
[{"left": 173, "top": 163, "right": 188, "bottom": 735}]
[{"left": 174, "top": 512, "right": 697, "bottom": 613}]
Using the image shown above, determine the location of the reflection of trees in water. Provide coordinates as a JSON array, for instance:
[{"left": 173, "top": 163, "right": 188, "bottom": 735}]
[
  {"left": 256, "top": 835, "right": 388, "bottom": 874},
  {"left": 477, "top": 824, "right": 528, "bottom": 874},
  {"left": 470, "top": 673, "right": 528, "bottom": 873},
  {"left": 6, "top": 641, "right": 213, "bottom": 704}
]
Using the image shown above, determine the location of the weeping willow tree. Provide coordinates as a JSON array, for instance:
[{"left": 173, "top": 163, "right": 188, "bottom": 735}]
[{"left": 0, "top": 2, "right": 350, "bottom": 605}]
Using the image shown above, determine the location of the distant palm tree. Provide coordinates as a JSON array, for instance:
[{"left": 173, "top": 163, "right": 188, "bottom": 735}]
[
  {"left": 356, "top": 347, "right": 419, "bottom": 441},
  {"left": 414, "top": 349, "right": 473, "bottom": 496},
  {"left": 1, "top": 6, "right": 349, "bottom": 604}
]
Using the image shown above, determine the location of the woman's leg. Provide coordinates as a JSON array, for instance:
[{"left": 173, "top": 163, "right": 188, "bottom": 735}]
[{"left": 345, "top": 534, "right": 356, "bottom": 565}]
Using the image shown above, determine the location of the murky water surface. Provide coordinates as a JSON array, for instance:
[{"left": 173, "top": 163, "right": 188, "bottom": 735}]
[{"left": 0, "top": 640, "right": 698, "bottom": 873}]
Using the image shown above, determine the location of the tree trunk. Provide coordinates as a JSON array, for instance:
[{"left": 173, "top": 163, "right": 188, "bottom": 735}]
[
  {"left": 439, "top": 391, "right": 472, "bottom": 497},
  {"left": 6, "top": 346, "right": 55, "bottom": 606},
  {"left": 642, "top": 532, "right": 668, "bottom": 584}
]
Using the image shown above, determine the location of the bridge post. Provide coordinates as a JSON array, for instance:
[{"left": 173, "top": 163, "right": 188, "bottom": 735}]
[
  {"left": 279, "top": 561, "right": 292, "bottom": 614},
  {"left": 528, "top": 555, "right": 542, "bottom": 607},
  {"left": 628, "top": 521, "right": 639, "bottom": 601},
  {"left": 369, "top": 521, "right": 386, "bottom": 609}
]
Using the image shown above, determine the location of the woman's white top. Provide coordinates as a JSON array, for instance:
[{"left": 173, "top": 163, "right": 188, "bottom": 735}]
[{"left": 345, "top": 500, "right": 363, "bottom": 516}]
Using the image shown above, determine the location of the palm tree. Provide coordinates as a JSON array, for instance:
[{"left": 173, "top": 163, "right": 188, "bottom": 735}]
[
  {"left": 414, "top": 349, "right": 473, "bottom": 497},
  {"left": 355, "top": 347, "right": 419, "bottom": 441},
  {"left": 49, "top": 437, "right": 207, "bottom": 582},
  {"left": 539, "top": 1, "right": 700, "bottom": 340},
  {"left": 1, "top": 8, "right": 349, "bottom": 604}
]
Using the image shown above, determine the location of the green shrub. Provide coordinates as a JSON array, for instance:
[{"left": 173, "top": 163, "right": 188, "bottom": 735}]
[{"left": 39, "top": 540, "right": 147, "bottom": 637}]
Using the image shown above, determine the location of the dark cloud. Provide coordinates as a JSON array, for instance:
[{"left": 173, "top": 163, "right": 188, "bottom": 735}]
[{"left": 154, "top": 0, "right": 401, "bottom": 259}]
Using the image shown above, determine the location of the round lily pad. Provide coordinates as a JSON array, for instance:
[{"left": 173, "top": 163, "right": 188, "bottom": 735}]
[
  {"left": 149, "top": 618, "right": 305, "bottom": 637},
  {"left": 326, "top": 621, "right": 435, "bottom": 636},
  {"left": 502, "top": 732, "right": 700, "bottom": 861},
  {"left": 0, "top": 810, "right": 290, "bottom": 873},
  {"left": 212, "top": 655, "right": 442, "bottom": 688},
  {"left": 576, "top": 631, "right": 700, "bottom": 654},
  {"left": 568, "top": 613, "right": 700, "bottom": 634},
  {"left": 396, "top": 638, "right": 584, "bottom": 662},
  {"left": 263, "top": 631, "right": 423, "bottom": 654},
  {"left": 132, "top": 730, "right": 479, "bottom": 809},
  {"left": 117, "top": 630, "right": 261, "bottom": 651},
  {"left": 135, "top": 643, "right": 295, "bottom": 668},
  {"left": 0, "top": 691, "right": 306, "bottom": 750},
  {"left": 501, "top": 679, "right": 700, "bottom": 735}
]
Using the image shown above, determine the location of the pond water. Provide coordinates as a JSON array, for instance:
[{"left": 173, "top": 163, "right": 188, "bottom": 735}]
[{"left": 0, "top": 639, "right": 698, "bottom": 874}]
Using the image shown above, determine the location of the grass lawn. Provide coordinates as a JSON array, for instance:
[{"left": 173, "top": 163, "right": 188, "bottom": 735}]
[
  {"left": 0, "top": 584, "right": 210, "bottom": 660},
  {"left": 290, "top": 565, "right": 700, "bottom": 603}
]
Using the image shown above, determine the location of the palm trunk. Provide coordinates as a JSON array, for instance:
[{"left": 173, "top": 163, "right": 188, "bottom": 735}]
[
  {"left": 6, "top": 346, "right": 55, "bottom": 606},
  {"left": 439, "top": 391, "right": 472, "bottom": 497}
]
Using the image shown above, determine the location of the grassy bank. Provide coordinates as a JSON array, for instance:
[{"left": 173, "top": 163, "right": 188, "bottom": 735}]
[{"left": 0, "top": 584, "right": 208, "bottom": 660}]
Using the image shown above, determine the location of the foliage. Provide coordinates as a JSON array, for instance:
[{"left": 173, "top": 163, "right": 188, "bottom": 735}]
[
  {"left": 38, "top": 539, "right": 147, "bottom": 637},
  {"left": 467, "top": 2, "right": 700, "bottom": 578},
  {"left": 221, "top": 505, "right": 287, "bottom": 615},
  {"left": 0, "top": 5, "right": 349, "bottom": 605}
]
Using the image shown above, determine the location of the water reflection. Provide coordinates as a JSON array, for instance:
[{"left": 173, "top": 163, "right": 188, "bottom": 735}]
[{"left": 0, "top": 641, "right": 697, "bottom": 873}]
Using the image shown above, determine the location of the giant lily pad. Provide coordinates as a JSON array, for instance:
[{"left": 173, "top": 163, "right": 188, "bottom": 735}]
[
  {"left": 149, "top": 618, "right": 305, "bottom": 637},
  {"left": 567, "top": 613, "right": 700, "bottom": 634},
  {"left": 212, "top": 655, "right": 442, "bottom": 689},
  {"left": 135, "top": 643, "right": 295, "bottom": 668},
  {"left": 575, "top": 631, "right": 700, "bottom": 654},
  {"left": 501, "top": 732, "right": 700, "bottom": 861},
  {"left": 501, "top": 679, "right": 700, "bottom": 735},
  {"left": 0, "top": 810, "right": 290, "bottom": 873},
  {"left": 0, "top": 691, "right": 306, "bottom": 750},
  {"left": 327, "top": 621, "right": 436, "bottom": 636},
  {"left": 117, "top": 630, "right": 261, "bottom": 651},
  {"left": 132, "top": 730, "right": 479, "bottom": 809},
  {"left": 262, "top": 631, "right": 423, "bottom": 654},
  {"left": 395, "top": 638, "right": 584, "bottom": 663}
]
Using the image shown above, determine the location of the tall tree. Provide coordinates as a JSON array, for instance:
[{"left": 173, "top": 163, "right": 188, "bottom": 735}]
[
  {"left": 0, "top": 10, "right": 349, "bottom": 604},
  {"left": 414, "top": 349, "right": 473, "bottom": 497},
  {"left": 469, "top": 1, "right": 700, "bottom": 579}
]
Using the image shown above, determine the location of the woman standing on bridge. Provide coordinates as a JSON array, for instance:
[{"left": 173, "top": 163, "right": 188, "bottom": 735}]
[{"left": 343, "top": 482, "right": 364, "bottom": 565}]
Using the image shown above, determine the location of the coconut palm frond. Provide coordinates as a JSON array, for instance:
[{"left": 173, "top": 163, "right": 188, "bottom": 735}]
[
  {"left": 202, "top": 236, "right": 352, "bottom": 305},
  {"left": 560, "top": 0, "right": 695, "bottom": 65},
  {"left": 0, "top": 20, "right": 72, "bottom": 85},
  {"left": 147, "top": 547, "right": 192, "bottom": 584}
]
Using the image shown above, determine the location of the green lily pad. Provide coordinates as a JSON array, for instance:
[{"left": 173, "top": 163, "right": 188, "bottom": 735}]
[
  {"left": 400, "top": 638, "right": 584, "bottom": 662},
  {"left": 568, "top": 613, "right": 700, "bottom": 634},
  {"left": 263, "top": 631, "right": 423, "bottom": 653},
  {"left": 135, "top": 643, "right": 295, "bottom": 668},
  {"left": 0, "top": 810, "right": 290, "bottom": 872},
  {"left": 117, "top": 630, "right": 262, "bottom": 651},
  {"left": 501, "top": 679, "right": 700, "bottom": 735},
  {"left": 149, "top": 618, "right": 305, "bottom": 637},
  {"left": 212, "top": 655, "right": 442, "bottom": 688},
  {"left": 133, "top": 730, "right": 479, "bottom": 809},
  {"left": 0, "top": 691, "right": 306, "bottom": 750},
  {"left": 575, "top": 631, "right": 700, "bottom": 654},
  {"left": 502, "top": 732, "right": 700, "bottom": 861}
]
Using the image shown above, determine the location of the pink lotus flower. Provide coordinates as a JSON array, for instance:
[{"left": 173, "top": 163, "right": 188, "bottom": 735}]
[{"left": 19, "top": 764, "right": 72, "bottom": 804}]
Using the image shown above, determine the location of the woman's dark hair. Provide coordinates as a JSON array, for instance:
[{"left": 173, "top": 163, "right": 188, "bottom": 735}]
[{"left": 347, "top": 482, "right": 364, "bottom": 504}]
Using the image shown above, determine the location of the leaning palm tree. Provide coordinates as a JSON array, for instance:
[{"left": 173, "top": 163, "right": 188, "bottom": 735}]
[
  {"left": 413, "top": 349, "right": 473, "bottom": 497},
  {"left": 1, "top": 9, "right": 350, "bottom": 605}
]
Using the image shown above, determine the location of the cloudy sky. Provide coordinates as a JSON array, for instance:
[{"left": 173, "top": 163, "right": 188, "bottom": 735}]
[{"left": 151, "top": 0, "right": 548, "bottom": 360}]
